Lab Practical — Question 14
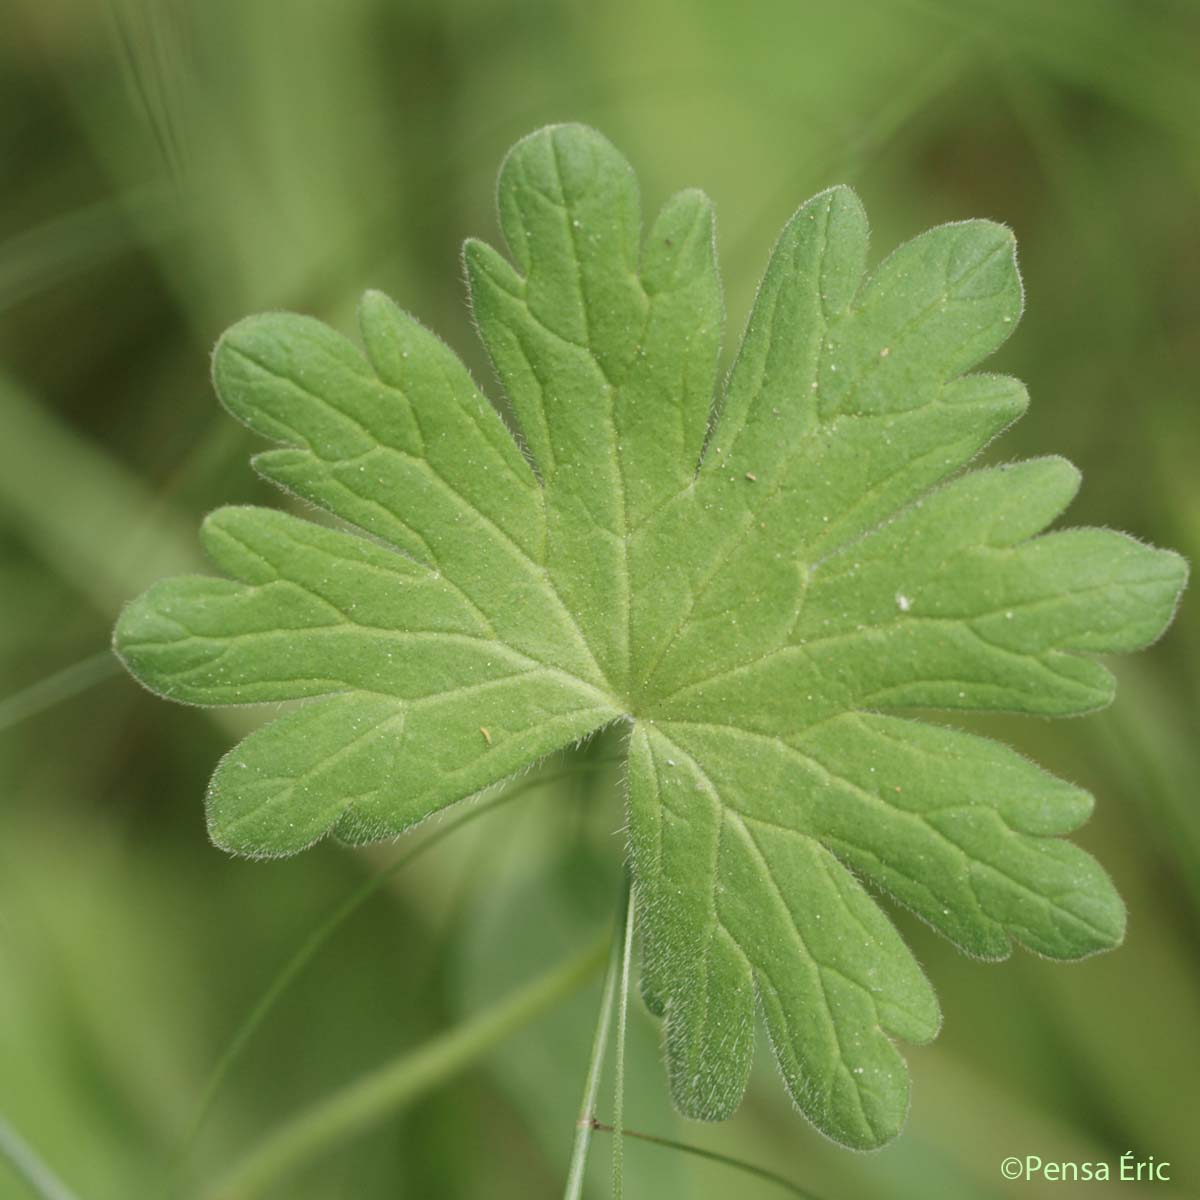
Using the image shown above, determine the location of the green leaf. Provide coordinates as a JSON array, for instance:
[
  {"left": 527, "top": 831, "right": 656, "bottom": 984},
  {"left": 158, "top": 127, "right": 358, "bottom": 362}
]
[{"left": 114, "top": 124, "right": 1187, "bottom": 1148}]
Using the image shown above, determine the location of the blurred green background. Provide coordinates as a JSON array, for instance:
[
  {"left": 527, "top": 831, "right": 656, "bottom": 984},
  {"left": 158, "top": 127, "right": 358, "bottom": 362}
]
[{"left": 2, "top": 1, "right": 1198, "bottom": 1197}]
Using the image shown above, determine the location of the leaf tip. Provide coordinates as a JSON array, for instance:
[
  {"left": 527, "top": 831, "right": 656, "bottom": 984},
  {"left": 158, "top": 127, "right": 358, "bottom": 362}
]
[
  {"left": 1129, "top": 543, "right": 1189, "bottom": 650},
  {"left": 804, "top": 182, "right": 869, "bottom": 238},
  {"left": 210, "top": 313, "right": 261, "bottom": 384},
  {"left": 112, "top": 583, "right": 183, "bottom": 699},
  {"left": 1157, "top": 545, "right": 1190, "bottom": 596},
  {"left": 358, "top": 286, "right": 392, "bottom": 318}
]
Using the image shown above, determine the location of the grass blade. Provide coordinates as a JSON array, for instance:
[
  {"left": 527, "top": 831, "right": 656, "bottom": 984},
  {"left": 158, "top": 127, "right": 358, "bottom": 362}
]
[
  {"left": 202, "top": 934, "right": 609, "bottom": 1200},
  {"left": 0, "top": 1115, "right": 82, "bottom": 1200},
  {"left": 173, "top": 761, "right": 618, "bottom": 1171},
  {"left": 0, "top": 652, "right": 119, "bottom": 733}
]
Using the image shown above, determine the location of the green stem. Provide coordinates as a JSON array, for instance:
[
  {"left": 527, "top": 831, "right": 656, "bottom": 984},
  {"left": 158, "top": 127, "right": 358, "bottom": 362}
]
[
  {"left": 590, "top": 1121, "right": 823, "bottom": 1200},
  {"left": 611, "top": 881, "right": 636, "bottom": 1200},
  {"left": 203, "top": 934, "right": 609, "bottom": 1200},
  {"left": 0, "top": 1114, "right": 82, "bottom": 1200},
  {"left": 562, "top": 877, "right": 630, "bottom": 1200}
]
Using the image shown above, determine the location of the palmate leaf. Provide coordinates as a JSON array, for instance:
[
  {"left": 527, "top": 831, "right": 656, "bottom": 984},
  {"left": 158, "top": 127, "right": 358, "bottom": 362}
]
[{"left": 114, "top": 124, "right": 1186, "bottom": 1149}]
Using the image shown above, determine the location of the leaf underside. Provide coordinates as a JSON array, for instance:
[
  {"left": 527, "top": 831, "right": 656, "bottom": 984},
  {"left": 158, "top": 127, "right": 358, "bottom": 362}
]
[{"left": 115, "top": 124, "right": 1186, "bottom": 1149}]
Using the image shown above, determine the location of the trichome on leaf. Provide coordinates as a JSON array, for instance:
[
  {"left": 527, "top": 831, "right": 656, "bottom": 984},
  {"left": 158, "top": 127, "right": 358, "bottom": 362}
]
[{"left": 114, "top": 123, "right": 1186, "bottom": 1149}]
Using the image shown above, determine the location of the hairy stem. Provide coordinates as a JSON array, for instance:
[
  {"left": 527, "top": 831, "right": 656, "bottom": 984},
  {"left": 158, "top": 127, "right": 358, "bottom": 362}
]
[
  {"left": 203, "top": 933, "right": 608, "bottom": 1200},
  {"left": 562, "top": 876, "right": 631, "bottom": 1200},
  {"left": 612, "top": 880, "right": 636, "bottom": 1199}
]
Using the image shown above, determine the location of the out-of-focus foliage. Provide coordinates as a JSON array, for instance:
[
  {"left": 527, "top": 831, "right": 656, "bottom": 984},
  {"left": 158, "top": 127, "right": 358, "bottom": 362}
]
[{"left": 2, "top": 1, "right": 1198, "bottom": 1197}]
